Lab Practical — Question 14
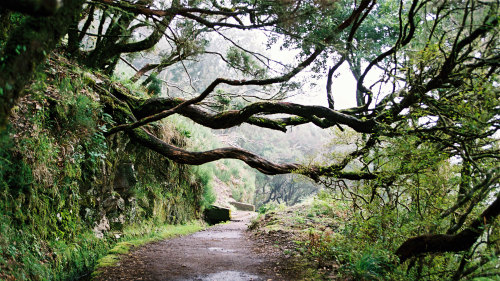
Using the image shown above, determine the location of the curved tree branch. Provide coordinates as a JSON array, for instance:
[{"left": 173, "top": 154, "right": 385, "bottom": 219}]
[
  {"left": 114, "top": 14, "right": 173, "bottom": 55},
  {"left": 130, "top": 127, "right": 378, "bottom": 182},
  {"left": 130, "top": 63, "right": 159, "bottom": 82},
  {"left": 326, "top": 56, "right": 345, "bottom": 109},
  {"left": 396, "top": 190, "right": 500, "bottom": 262},
  {"left": 94, "top": 77, "right": 377, "bottom": 182},
  {"left": 105, "top": 47, "right": 325, "bottom": 135},
  {"left": 132, "top": 97, "right": 375, "bottom": 134}
]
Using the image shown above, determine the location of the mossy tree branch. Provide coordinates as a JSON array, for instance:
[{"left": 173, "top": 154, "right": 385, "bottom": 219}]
[
  {"left": 128, "top": 96, "right": 374, "bottom": 134},
  {"left": 396, "top": 188, "right": 500, "bottom": 263},
  {"left": 90, "top": 78, "right": 378, "bottom": 182},
  {"left": 129, "top": 127, "right": 378, "bottom": 182},
  {"left": 105, "top": 47, "right": 325, "bottom": 135}
]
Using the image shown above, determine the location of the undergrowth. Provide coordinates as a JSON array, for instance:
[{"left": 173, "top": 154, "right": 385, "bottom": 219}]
[
  {"left": 0, "top": 55, "right": 207, "bottom": 280},
  {"left": 255, "top": 189, "right": 500, "bottom": 280},
  {"left": 255, "top": 191, "right": 407, "bottom": 280}
]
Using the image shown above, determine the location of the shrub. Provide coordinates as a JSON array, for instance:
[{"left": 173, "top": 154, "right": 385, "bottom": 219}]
[{"left": 348, "top": 249, "right": 395, "bottom": 281}]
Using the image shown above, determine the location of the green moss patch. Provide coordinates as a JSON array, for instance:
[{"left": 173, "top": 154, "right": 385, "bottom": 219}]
[
  {"left": 93, "top": 221, "right": 205, "bottom": 274},
  {"left": 0, "top": 54, "right": 206, "bottom": 280}
]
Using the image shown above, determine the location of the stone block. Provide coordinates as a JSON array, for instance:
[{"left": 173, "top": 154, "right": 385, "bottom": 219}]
[
  {"left": 204, "top": 205, "right": 231, "bottom": 225},
  {"left": 229, "top": 201, "right": 255, "bottom": 212}
]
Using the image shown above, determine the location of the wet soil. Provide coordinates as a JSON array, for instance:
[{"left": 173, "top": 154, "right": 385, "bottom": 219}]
[{"left": 94, "top": 212, "right": 301, "bottom": 281}]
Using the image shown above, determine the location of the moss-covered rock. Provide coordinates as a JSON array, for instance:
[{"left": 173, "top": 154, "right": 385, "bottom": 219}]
[{"left": 204, "top": 205, "right": 231, "bottom": 225}]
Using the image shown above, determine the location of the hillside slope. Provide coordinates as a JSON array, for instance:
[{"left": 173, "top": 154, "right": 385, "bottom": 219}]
[{"left": 0, "top": 54, "right": 216, "bottom": 280}]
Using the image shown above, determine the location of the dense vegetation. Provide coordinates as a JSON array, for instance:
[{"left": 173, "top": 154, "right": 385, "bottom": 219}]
[
  {"left": 0, "top": 54, "right": 211, "bottom": 279},
  {"left": 0, "top": 0, "right": 498, "bottom": 280}
]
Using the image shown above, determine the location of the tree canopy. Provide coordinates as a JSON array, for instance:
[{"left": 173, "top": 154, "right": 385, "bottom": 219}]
[{"left": 0, "top": 0, "right": 499, "bottom": 276}]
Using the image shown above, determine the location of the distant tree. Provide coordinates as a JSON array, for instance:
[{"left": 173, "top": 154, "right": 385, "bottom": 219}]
[{"left": 256, "top": 173, "right": 320, "bottom": 207}]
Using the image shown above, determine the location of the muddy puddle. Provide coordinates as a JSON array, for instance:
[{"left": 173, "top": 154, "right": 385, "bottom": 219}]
[{"left": 180, "top": 270, "right": 261, "bottom": 281}]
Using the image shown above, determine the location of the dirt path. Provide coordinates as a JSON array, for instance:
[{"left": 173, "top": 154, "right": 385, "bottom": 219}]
[{"left": 94, "top": 212, "right": 298, "bottom": 281}]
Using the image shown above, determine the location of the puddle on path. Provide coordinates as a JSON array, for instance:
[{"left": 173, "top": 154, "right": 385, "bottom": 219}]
[
  {"left": 191, "top": 230, "right": 241, "bottom": 239},
  {"left": 92, "top": 212, "right": 282, "bottom": 281},
  {"left": 186, "top": 270, "right": 262, "bottom": 281},
  {"left": 208, "top": 247, "right": 235, "bottom": 253}
]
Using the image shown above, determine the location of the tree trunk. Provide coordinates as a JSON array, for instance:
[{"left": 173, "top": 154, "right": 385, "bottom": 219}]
[
  {"left": 66, "top": 7, "right": 83, "bottom": 57},
  {"left": 0, "top": 0, "right": 61, "bottom": 16},
  {"left": 0, "top": 0, "right": 84, "bottom": 129}
]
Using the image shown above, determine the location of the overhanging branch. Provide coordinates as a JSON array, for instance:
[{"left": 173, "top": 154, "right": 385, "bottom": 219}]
[
  {"left": 130, "top": 127, "right": 378, "bottom": 181},
  {"left": 396, "top": 191, "right": 500, "bottom": 262},
  {"left": 132, "top": 97, "right": 375, "bottom": 133},
  {"left": 105, "top": 48, "right": 325, "bottom": 135}
]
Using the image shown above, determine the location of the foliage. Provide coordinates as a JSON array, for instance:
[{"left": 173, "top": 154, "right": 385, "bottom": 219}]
[
  {"left": 0, "top": 212, "right": 111, "bottom": 281},
  {"left": 146, "top": 73, "right": 162, "bottom": 97},
  {"left": 193, "top": 165, "right": 217, "bottom": 208},
  {"left": 0, "top": 0, "right": 498, "bottom": 279},
  {"left": 0, "top": 56, "right": 207, "bottom": 280},
  {"left": 226, "top": 46, "right": 267, "bottom": 78},
  {"left": 257, "top": 202, "right": 282, "bottom": 214},
  {"left": 254, "top": 191, "right": 406, "bottom": 280},
  {"left": 0, "top": 93, "right": 110, "bottom": 280}
]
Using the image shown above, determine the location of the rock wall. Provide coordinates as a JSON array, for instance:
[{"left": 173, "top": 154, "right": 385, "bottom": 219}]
[{"left": 0, "top": 55, "right": 204, "bottom": 280}]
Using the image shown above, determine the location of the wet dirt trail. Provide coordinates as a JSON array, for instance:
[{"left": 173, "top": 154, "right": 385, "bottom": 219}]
[{"left": 95, "top": 212, "right": 296, "bottom": 281}]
